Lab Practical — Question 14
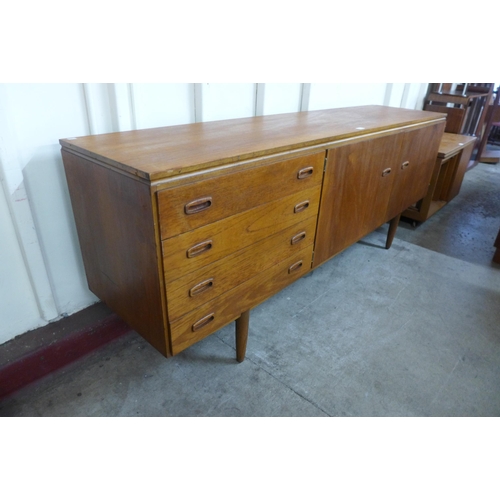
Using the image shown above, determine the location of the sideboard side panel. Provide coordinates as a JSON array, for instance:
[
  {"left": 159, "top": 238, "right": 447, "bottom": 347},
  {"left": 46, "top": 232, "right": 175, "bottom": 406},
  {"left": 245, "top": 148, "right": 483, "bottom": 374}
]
[{"left": 62, "top": 150, "right": 169, "bottom": 356}]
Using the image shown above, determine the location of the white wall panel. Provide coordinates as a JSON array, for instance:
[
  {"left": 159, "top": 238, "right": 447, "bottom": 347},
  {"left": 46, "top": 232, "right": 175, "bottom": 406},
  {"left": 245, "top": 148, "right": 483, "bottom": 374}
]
[
  {"left": 4, "top": 84, "right": 90, "bottom": 164},
  {"left": 200, "top": 83, "right": 256, "bottom": 122},
  {"left": 82, "top": 83, "right": 115, "bottom": 135},
  {"left": 1, "top": 83, "right": 97, "bottom": 342},
  {"left": 0, "top": 85, "right": 59, "bottom": 326},
  {"left": 109, "top": 83, "right": 136, "bottom": 132},
  {"left": 386, "top": 83, "right": 406, "bottom": 108},
  {"left": 308, "top": 83, "right": 388, "bottom": 110},
  {"left": 401, "top": 83, "right": 428, "bottom": 110},
  {"left": 0, "top": 184, "right": 45, "bottom": 344},
  {"left": 23, "top": 145, "right": 97, "bottom": 313},
  {"left": 133, "top": 83, "right": 195, "bottom": 129},
  {"left": 261, "top": 83, "right": 302, "bottom": 115}
]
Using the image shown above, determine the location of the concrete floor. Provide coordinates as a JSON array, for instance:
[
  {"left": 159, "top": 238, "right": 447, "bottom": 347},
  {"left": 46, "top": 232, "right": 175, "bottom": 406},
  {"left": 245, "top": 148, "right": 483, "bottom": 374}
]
[{"left": 1, "top": 161, "right": 499, "bottom": 417}]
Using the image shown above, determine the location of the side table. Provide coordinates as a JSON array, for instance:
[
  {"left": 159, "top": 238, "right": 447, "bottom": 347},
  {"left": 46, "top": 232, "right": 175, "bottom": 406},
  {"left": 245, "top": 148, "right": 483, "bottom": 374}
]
[{"left": 402, "top": 133, "right": 475, "bottom": 224}]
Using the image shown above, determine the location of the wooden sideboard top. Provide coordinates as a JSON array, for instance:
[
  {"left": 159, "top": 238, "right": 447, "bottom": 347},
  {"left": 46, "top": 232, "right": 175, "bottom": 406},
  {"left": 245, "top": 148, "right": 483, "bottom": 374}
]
[
  {"left": 60, "top": 105, "right": 446, "bottom": 181},
  {"left": 437, "top": 132, "right": 476, "bottom": 159}
]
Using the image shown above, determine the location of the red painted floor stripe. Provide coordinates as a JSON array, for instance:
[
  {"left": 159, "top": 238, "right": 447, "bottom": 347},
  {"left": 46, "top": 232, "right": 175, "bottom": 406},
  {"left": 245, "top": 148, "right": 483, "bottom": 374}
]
[{"left": 0, "top": 315, "right": 131, "bottom": 400}]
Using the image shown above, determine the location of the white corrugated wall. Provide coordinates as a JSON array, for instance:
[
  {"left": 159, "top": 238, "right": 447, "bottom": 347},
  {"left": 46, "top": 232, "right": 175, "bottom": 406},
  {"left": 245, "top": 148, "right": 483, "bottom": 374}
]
[{"left": 0, "top": 83, "right": 429, "bottom": 345}]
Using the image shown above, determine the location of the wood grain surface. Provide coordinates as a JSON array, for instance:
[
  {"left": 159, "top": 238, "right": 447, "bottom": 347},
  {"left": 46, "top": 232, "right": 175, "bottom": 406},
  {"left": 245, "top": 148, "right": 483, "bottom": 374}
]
[
  {"left": 62, "top": 151, "right": 168, "bottom": 355},
  {"left": 385, "top": 121, "right": 445, "bottom": 219},
  {"left": 166, "top": 217, "right": 317, "bottom": 320},
  {"left": 60, "top": 106, "right": 445, "bottom": 181},
  {"left": 158, "top": 151, "right": 324, "bottom": 239},
  {"left": 162, "top": 186, "right": 321, "bottom": 281},
  {"left": 169, "top": 245, "right": 314, "bottom": 355},
  {"left": 437, "top": 133, "right": 476, "bottom": 159},
  {"left": 313, "top": 133, "right": 401, "bottom": 266}
]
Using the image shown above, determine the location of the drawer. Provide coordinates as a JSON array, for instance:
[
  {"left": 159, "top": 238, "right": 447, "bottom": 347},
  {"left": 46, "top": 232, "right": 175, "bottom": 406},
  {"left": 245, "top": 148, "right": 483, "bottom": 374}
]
[
  {"left": 162, "top": 185, "right": 321, "bottom": 282},
  {"left": 158, "top": 151, "right": 325, "bottom": 239},
  {"left": 169, "top": 244, "right": 314, "bottom": 355},
  {"left": 166, "top": 216, "right": 317, "bottom": 321}
]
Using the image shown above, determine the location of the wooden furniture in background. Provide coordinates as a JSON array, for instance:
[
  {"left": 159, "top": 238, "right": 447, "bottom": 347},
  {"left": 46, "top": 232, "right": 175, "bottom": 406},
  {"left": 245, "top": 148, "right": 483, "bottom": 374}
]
[
  {"left": 478, "top": 86, "right": 500, "bottom": 164},
  {"left": 424, "top": 84, "right": 493, "bottom": 168},
  {"left": 60, "top": 106, "right": 445, "bottom": 362},
  {"left": 494, "top": 228, "right": 500, "bottom": 265},
  {"left": 424, "top": 84, "right": 493, "bottom": 136},
  {"left": 402, "top": 133, "right": 476, "bottom": 224}
]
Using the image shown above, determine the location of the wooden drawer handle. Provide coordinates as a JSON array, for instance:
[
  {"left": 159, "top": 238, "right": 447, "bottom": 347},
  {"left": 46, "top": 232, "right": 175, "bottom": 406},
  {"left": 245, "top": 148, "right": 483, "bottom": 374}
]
[
  {"left": 382, "top": 168, "right": 392, "bottom": 177},
  {"left": 186, "top": 240, "right": 213, "bottom": 258},
  {"left": 294, "top": 200, "right": 310, "bottom": 213},
  {"left": 184, "top": 196, "right": 212, "bottom": 215},
  {"left": 291, "top": 231, "right": 306, "bottom": 245},
  {"left": 189, "top": 278, "right": 214, "bottom": 297},
  {"left": 297, "top": 166, "right": 314, "bottom": 179},
  {"left": 288, "top": 260, "right": 303, "bottom": 274},
  {"left": 192, "top": 312, "right": 215, "bottom": 332},
  {"left": 401, "top": 161, "right": 410, "bottom": 170}
]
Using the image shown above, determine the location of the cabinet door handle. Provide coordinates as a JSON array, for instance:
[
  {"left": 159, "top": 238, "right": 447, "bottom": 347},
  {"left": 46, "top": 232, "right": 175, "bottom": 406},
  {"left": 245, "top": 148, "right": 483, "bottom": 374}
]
[
  {"left": 294, "top": 200, "right": 310, "bottom": 213},
  {"left": 192, "top": 312, "right": 215, "bottom": 332},
  {"left": 401, "top": 161, "right": 410, "bottom": 170},
  {"left": 382, "top": 168, "right": 392, "bottom": 177},
  {"left": 186, "top": 240, "right": 213, "bottom": 258},
  {"left": 185, "top": 196, "right": 212, "bottom": 215},
  {"left": 189, "top": 278, "right": 214, "bottom": 297},
  {"left": 297, "top": 166, "right": 314, "bottom": 179},
  {"left": 291, "top": 231, "right": 306, "bottom": 245},
  {"left": 288, "top": 260, "right": 303, "bottom": 273}
]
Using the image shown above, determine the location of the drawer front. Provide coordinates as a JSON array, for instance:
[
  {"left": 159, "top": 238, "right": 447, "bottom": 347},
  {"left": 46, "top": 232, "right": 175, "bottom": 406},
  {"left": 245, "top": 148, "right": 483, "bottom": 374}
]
[
  {"left": 166, "top": 216, "right": 317, "bottom": 321},
  {"left": 169, "top": 245, "right": 314, "bottom": 355},
  {"left": 158, "top": 151, "right": 325, "bottom": 240},
  {"left": 162, "top": 185, "right": 321, "bottom": 282}
]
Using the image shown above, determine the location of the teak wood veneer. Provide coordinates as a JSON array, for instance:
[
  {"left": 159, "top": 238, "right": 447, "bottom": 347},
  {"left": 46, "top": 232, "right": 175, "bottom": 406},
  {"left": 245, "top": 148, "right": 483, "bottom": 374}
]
[
  {"left": 60, "top": 105, "right": 446, "bottom": 361},
  {"left": 402, "top": 132, "right": 476, "bottom": 223}
]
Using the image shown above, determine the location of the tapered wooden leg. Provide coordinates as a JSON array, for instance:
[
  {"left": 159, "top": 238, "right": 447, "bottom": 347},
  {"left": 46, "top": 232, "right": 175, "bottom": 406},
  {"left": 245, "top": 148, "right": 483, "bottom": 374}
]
[
  {"left": 235, "top": 310, "right": 250, "bottom": 363},
  {"left": 386, "top": 213, "right": 401, "bottom": 249}
]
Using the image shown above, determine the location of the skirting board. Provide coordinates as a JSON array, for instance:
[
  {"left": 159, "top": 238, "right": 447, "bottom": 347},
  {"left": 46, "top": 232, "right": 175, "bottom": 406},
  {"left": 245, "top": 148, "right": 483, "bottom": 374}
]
[{"left": 0, "top": 311, "right": 131, "bottom": 400}]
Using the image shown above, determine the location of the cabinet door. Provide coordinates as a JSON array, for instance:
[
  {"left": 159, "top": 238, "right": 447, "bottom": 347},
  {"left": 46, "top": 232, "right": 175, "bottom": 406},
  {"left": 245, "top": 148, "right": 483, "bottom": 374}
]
[
  {"left": 313, "top": 133, "right": 401, "bottom": 267},
  {"left": 386, "top": 122, "right": 445, "bottom": 220}
]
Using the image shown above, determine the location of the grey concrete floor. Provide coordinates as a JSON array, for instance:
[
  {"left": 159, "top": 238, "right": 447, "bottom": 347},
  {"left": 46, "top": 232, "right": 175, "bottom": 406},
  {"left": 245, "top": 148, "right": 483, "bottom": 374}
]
[{"left": 1, "top": 162, "right": 499, "bottom": 417}]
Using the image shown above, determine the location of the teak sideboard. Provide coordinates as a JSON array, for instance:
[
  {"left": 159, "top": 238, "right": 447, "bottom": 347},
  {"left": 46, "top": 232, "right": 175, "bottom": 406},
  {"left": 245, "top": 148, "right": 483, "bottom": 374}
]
[{"left": 60, "top": 106, "right": 446, "bottom": 361}]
